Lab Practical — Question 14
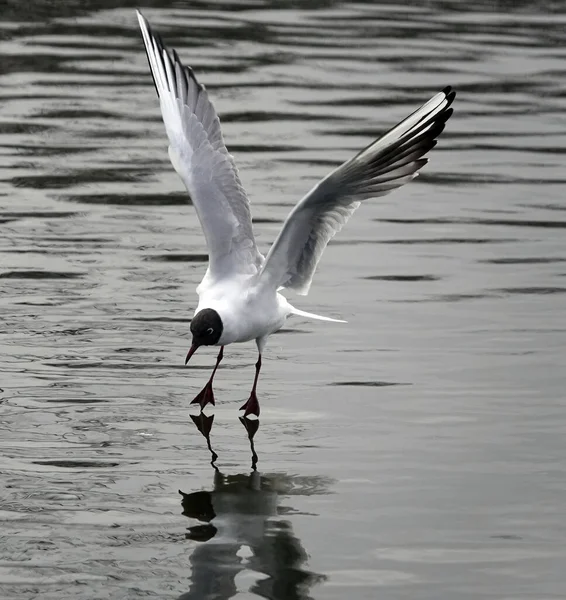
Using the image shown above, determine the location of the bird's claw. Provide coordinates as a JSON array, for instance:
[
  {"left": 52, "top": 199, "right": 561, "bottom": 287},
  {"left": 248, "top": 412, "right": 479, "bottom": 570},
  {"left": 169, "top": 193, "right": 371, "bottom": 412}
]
[
  {"left": 191, "top": 381, "right": 215, "bottom": 410},
  {"left": 239, "top": 392, "right": 260, "bottom": 418}
]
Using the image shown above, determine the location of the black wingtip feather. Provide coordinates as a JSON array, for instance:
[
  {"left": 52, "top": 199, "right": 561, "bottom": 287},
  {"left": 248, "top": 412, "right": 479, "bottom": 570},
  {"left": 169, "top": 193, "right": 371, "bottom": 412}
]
[
  {"left": 139, "top": 14, "right": 204, "bottom": 104},
  {"left": 369, "top": 116, "right": 447, "bottom": 172},
  {"left": 443, "top": 87, "right": 456, "bottom": 108},
  {"left": 138, "top": 14, "right": 169, "bottom": 98},
  {"left": 186, "top": 64, "right": 206, "bottom": 94}
]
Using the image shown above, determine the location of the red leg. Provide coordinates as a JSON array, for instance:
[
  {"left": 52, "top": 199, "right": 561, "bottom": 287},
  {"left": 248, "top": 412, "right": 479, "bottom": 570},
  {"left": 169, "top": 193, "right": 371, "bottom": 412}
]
[
  {"left": 240, "top": 354, "right": 262, "bottom": 417},
  {"left": 191, "top": 346, "right": 224, "bottom": 410}
]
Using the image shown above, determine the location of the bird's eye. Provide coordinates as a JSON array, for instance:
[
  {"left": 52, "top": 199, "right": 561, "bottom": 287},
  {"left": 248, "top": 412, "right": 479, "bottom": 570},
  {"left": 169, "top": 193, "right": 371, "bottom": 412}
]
[{"left": 206, "top": 327, "right": 214, "bottom": 335}]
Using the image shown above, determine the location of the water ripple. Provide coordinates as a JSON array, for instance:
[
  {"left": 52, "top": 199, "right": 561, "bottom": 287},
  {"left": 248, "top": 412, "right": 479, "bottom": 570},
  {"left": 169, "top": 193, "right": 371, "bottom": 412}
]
[{"left": 1, "top": 1, "right": 565, "bottom": 599}]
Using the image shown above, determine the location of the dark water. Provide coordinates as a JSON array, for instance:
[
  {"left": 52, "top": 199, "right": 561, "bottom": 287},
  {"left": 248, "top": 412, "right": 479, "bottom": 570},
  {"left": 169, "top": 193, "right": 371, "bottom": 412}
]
[{"left": 1, "top": 0, "right": 565, "bottom": 598}]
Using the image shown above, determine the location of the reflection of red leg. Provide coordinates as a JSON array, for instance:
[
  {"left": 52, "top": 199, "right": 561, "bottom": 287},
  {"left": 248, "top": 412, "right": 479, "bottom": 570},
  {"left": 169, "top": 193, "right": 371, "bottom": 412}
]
[
  {"left": 191, "top": 346, "right": 224, "bottom": 410},
  {"left": 240, "top": 354, "right": 262, "bottom": 417}
]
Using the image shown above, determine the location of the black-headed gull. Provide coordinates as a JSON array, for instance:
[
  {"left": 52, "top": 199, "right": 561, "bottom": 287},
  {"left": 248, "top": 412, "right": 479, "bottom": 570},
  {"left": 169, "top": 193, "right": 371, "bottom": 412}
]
[{"left": 136, "top": 11, "right": 456, "bottom": 417}]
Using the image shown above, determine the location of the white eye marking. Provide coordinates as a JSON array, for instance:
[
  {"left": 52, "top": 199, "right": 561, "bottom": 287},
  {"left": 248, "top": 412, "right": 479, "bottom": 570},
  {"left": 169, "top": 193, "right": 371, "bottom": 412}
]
[{"left": 207, "top": 327, "right": 214, "bottom": 335}]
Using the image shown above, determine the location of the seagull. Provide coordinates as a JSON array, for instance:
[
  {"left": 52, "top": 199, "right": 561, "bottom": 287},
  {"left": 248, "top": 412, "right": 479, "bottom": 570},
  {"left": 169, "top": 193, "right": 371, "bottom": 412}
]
[{"left": 136, "top": 11, "right": 455, "bottom": 418}]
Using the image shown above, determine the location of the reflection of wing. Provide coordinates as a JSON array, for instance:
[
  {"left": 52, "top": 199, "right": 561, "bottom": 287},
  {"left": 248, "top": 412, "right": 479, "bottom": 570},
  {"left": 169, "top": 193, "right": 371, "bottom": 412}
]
[
  {"left": 179, "top": 490, "right": 215, "bottom": 522},
  {"left": 137, "top": 12, "right": 263, "bottom": 279},
  {"left": 177, "top": 471, "right": 327, "bottom": 600},
  {"left": 259, "top": 87, "right": 455, "bottom": 294}
]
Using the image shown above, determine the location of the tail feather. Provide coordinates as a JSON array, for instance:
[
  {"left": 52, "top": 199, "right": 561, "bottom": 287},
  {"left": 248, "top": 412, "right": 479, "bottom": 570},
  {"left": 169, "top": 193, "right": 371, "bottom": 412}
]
[{"left": 290, "top": 306, "right": 347, "bottom": 323}]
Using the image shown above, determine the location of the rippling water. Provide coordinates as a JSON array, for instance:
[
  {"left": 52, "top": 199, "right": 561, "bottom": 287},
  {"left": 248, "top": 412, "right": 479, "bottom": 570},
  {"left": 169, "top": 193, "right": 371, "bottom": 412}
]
[{"left": 1, "top": 1, "right": 565, "bottom": 598}]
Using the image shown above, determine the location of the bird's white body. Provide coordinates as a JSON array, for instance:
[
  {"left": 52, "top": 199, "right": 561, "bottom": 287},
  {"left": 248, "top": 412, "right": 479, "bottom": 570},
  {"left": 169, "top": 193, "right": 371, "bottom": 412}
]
[{"left": 196, "top": 274, "right": 291, "bottom": 350}]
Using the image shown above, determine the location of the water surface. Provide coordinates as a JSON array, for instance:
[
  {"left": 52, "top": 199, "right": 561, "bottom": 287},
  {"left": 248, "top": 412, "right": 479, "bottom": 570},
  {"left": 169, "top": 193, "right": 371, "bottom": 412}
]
[{"left": 1, "top": 1, "right": 565, "bottom": 598}]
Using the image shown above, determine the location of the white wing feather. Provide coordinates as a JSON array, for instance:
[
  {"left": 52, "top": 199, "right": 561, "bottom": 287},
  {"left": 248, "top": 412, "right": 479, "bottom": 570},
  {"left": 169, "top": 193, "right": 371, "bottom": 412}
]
[
  {"left": 259, "top": 87, "right": 456, "bottom": 294},
  {"left": 137, "top": 11, "right": 263, "bottom": 279}
]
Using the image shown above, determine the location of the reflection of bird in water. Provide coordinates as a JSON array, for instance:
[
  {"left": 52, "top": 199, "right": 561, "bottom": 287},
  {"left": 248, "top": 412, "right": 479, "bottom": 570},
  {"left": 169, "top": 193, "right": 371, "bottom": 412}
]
[
  {"left": 182, "top": 403, "right": 327, "bottom": 597},
  {"left": 178, "top": 469, "right": 328, "bottom": 600},
  {"left": 190, "top": 406, "right": 259, "bottom": 470}
]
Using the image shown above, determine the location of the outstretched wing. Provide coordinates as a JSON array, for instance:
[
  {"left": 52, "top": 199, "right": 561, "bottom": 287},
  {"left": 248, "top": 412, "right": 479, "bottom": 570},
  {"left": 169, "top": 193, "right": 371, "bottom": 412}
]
[
  {"left": 137, "top": 11, "right": 263, "bottom": 279},
  {"left": 258, "top": 87, "right": 456, "bottom": 294}
]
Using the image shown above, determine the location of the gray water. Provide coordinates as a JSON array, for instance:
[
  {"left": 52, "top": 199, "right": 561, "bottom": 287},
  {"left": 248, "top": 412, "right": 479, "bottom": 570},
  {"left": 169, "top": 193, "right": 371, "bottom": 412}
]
[{"left": 1, "top": 1, "right": 565, "bottom": 598}]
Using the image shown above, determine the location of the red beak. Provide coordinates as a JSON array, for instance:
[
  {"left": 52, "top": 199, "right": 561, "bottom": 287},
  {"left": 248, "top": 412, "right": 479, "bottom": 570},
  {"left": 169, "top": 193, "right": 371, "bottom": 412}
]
[{"left": 185, "top": 343, "right": 199, "bottom": 365}]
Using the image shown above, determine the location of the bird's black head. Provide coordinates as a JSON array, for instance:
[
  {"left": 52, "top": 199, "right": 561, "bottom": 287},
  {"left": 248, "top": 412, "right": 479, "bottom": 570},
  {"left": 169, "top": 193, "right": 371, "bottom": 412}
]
[
  {"left": 185, "top": 309, "right": 223, "bottom": 364},
  {"left": 190, "top": 309, "right": 223, "bottom": 346}
]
